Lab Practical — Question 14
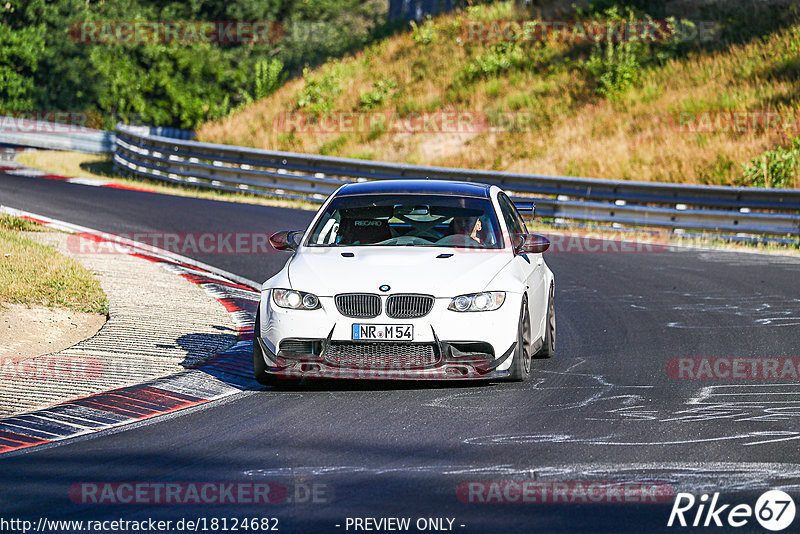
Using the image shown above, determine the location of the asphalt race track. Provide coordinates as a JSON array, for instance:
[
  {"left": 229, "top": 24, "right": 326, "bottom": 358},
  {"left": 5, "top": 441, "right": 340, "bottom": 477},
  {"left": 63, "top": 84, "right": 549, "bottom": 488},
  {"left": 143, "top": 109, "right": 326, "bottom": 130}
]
[{"left": 2, "top": 172, "right": 800, "bottom": 533}]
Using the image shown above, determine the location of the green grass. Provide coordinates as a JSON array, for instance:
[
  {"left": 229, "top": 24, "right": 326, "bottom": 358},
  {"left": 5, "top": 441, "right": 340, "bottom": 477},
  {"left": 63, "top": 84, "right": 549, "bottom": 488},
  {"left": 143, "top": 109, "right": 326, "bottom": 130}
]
[
  {"left": 0, "top": 216, "right": 109, "bottom": 314},
  {"left": 0, "top": 215, "right": 44, "bottom": 233}
]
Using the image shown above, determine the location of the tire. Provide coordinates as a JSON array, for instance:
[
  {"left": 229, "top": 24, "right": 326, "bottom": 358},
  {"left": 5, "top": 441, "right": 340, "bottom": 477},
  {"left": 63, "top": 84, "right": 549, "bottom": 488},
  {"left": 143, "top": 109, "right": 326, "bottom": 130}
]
[
  {"left": 253, "top": 307, "right": 278, "bottom": 386},
  {"left": 534, "top": 284, "right": 555, "bottom": 359},
  {"left": 508, "top": 297, "right": 532, "bottom": 381}
]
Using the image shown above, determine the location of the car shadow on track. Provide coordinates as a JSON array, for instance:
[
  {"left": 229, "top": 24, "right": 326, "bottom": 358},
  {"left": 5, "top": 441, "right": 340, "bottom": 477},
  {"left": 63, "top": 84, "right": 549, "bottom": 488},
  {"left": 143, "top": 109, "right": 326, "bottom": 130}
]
[{"left": 172, "top": 329, "right": 239, "bottom": 368}]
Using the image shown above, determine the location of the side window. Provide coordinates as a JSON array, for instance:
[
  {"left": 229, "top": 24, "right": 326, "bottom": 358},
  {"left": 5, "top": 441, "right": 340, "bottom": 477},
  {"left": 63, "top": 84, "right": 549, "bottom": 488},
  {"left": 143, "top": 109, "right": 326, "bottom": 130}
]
[
  {"left": 510, "top": 200, "right": 528, "bottom": 234},
  {"left": 497, "top": 193, "right": 525, "bottom": 245}
]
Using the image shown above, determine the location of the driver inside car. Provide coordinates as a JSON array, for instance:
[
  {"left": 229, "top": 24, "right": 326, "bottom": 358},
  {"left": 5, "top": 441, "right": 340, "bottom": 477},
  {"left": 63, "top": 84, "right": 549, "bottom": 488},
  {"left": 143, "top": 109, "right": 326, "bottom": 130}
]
[{"left": 450, "top": 216, "right": 484, "bottom": 246}]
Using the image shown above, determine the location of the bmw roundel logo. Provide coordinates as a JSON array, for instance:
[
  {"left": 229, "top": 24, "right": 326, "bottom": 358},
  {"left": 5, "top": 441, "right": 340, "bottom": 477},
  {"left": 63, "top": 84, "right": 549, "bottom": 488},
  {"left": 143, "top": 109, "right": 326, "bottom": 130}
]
[{"left": 379, "top": 284, "right": 391, "bottom": 292}]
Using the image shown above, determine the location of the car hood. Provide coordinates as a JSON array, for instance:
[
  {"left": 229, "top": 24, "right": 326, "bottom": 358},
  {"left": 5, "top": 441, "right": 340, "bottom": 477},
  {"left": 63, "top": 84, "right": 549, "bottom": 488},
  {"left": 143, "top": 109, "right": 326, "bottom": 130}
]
[{"left": 287, "top": 247, "right": 513, "bottom": 297}]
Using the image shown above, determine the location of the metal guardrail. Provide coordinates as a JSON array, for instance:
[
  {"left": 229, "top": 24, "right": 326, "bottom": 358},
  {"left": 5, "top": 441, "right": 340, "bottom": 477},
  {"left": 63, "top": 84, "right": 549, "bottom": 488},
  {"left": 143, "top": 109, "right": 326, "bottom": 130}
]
[
  {"left": 0, "top": 116, "right": 114, "bottom": 154},
  {"left": 115, "top": 124, "right": 195, "bottom": 141},
  {"left": 0, "top": 117, "right": 795, "bottom": 236},
  {"left": 114, "top": 123, "right": 800, "bottom": 236}
]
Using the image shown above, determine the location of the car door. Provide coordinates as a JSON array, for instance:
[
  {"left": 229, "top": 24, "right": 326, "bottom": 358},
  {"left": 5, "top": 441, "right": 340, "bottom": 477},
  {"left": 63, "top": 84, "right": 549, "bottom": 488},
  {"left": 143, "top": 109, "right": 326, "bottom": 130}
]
[{"left": 497, "top": 192, "right": 547, "bottom": 342}]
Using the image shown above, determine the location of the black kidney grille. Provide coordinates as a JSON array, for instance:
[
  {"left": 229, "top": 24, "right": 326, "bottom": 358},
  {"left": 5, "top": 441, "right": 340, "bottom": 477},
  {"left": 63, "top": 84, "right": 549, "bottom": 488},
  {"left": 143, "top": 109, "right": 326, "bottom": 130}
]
[
  {"left": 335, "top": 293, "right": 381, "bottom": 318},
  {"left": 386, "top": 294, "right": 434, "bottom": 319}
]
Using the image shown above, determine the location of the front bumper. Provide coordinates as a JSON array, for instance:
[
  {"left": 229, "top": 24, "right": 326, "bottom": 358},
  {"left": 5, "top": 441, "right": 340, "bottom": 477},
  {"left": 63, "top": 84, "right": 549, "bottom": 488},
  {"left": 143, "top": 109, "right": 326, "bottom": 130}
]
[
  {"left": 257, "top": 292, "right": 521, "bottom": 380},
  {"left": 256, "top": 334, "right": 516, "bottom": 380}
]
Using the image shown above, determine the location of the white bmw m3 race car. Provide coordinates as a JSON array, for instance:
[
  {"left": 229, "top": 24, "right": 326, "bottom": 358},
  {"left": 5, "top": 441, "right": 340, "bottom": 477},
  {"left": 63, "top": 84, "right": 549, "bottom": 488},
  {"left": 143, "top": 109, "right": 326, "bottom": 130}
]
[{"left": 254, "top": 179, "right": 555, "bottom": 383}]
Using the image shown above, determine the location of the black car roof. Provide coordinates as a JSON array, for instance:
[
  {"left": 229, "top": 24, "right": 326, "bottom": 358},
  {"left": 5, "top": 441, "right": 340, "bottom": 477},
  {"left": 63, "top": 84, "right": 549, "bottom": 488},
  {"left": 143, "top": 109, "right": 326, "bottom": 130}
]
[{"left": 335, "top": 179, "right": 492, "bottom": 198}]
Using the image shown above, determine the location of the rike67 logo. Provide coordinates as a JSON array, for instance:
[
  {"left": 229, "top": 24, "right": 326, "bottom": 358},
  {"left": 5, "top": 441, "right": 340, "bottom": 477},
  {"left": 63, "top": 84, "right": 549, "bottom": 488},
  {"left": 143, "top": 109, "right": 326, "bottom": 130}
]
[{"left": 668, "top": 490, "right": 796, "bottom": 531}]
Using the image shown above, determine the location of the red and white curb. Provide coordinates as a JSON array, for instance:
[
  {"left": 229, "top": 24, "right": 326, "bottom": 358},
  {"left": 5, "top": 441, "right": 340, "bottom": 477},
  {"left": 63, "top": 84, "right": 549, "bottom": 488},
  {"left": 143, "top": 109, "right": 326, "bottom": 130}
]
[
  {"left": 0, "top": 206, "right": 263, "bottom": 455},
  {"left": 0, "top": 163, "right": 155, "bottom": 193}
]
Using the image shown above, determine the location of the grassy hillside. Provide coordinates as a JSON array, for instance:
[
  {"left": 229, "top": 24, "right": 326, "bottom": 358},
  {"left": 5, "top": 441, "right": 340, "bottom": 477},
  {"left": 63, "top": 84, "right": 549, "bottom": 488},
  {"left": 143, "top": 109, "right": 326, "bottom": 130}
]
[{"left": 198, "top": 0, "right": 800, "bottom": 187}]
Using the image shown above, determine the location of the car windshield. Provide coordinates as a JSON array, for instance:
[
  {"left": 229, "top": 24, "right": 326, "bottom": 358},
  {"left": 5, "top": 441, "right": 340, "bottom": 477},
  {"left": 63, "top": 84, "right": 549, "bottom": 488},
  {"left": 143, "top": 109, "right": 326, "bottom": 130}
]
[{"left": 306, "top": 194, "right": 504, "bottom": 248}]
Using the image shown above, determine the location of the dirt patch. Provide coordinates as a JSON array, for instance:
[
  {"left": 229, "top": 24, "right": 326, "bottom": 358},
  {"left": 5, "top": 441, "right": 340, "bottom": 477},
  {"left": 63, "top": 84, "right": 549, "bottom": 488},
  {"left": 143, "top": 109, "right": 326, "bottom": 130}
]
[{"left": 0, "top": 303, "right": 106, "bottom": 360}]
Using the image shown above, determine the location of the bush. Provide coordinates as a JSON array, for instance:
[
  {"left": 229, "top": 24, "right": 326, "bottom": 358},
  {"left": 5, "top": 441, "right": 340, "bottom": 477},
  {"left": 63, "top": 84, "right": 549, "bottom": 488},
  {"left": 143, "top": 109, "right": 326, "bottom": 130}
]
[
  {"left": 582, "top": 7, "right": 646, "bottom": 98},
  {"left": 410, "top": 16, "right": 436, "bottom": 45},
  {"left": 741, "top": 138, "right": 800, "bottom": 188},
  {"left": 459, "top": 42, "right": 527, "bottom": 83},
  {"left": 0, "top": 23, "right": 46, "bottom": 111},
  {"left": 253, "top": 58, "right": 286, "bottom": 101},
  {"left": 359, "top": 79, "right": 396, "bottom": 110},
  {"left": 297, "top": 68, "right": 342, "bottom": 116},
  {"left": 584, "top": 38, "right": 642, "bottom": 98},
  {"left": 582, "top": 6, "right": 686, "bottom": 98},
  {"left": 89, "top": 41, "right": 248, "bottom": 129},
  {"left": 0, "top": 0, "right": 388, "bottom": 129},
  {"left": 279, "top": 0, "right": 387, "bottom": 68}
]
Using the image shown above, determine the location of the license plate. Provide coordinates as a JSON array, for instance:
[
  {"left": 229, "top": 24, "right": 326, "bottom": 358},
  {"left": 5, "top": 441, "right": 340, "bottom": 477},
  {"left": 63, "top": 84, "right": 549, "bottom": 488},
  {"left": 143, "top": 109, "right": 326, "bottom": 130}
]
[{"left": 352, "top": 324, "right": 413, "bottom": 341}]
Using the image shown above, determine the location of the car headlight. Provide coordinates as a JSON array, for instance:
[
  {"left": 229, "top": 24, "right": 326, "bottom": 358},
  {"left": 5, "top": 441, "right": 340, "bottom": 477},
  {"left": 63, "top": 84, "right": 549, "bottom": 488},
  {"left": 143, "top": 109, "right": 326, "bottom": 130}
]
[
  {"left": 448, "top": 292, "right": 505, "bottom": 312},
  {"left": 272, "top": 289, "right": 321, "bottom": 310}
]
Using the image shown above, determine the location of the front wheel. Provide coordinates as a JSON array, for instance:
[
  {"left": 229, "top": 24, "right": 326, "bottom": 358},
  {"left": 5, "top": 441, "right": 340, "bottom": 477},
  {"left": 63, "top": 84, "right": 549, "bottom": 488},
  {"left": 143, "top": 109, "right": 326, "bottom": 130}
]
[
  {"left": 534, "top": 284, "right": 555, "bottom": 358},
  {"left": 508, "top": 298, "right": 532, "bottom": 381}
]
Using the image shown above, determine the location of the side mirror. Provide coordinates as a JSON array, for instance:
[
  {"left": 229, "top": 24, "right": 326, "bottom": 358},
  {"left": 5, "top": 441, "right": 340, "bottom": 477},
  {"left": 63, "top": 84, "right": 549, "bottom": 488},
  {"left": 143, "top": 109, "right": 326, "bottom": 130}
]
[
  {"left": 269, "top": 230, "right": 303, "bottom": 251},
  {"left": 513, "top": 234, "right": 550, "bottom": 255}
]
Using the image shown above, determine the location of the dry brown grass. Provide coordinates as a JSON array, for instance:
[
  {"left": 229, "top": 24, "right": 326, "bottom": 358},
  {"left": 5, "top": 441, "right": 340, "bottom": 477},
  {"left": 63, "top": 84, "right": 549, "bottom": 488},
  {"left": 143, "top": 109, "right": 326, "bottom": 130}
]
[{"left": 198, "top": 1, "right": 800, "bottom": 187}]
